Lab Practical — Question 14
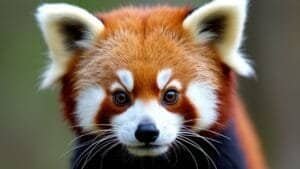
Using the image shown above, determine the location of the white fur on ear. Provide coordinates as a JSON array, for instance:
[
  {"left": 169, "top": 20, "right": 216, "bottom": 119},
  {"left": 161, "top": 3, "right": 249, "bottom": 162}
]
[
  {"left": 36, "top": 3, "right": 104, "bottom": 88},
  {"left": 183, "top": 0, "right": 254, "bottom": 77}
]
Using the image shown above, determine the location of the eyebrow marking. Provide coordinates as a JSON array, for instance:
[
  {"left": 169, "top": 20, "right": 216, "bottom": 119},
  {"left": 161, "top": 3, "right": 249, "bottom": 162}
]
[
  {"left": 166, "top": 79, "right": 182, "bottom": 90},
  {"left": 116, "top": 69, "right": 134, "bottom": 91},
  {"left": 110, "top": 82, "right": 125, "bottom": 92},
  {"left": 157, "top": 68, "right": 172, "bottom": 90}
]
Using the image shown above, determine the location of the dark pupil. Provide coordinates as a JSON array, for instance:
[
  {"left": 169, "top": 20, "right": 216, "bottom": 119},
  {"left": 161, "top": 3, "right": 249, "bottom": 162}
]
[
  {"left": 164, "top": 90, "right": 178, "bottom": 104},
  {"left": 114, "top": 92, "right": 128, "bottom": 106}
]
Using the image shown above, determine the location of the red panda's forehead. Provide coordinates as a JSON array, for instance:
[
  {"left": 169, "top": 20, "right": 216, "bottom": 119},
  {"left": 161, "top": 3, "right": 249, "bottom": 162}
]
[{"left": 74, "top": 6, "right": 223, "bottom": 92}]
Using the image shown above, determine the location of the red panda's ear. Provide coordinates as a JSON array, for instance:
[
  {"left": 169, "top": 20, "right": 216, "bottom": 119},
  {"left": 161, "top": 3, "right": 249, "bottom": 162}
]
[
  {"left": 183, "top": 0, "right": 254, "bottom": 77},
  {"left": 35, "top": 3, "right": 104, "bottom": 89}
]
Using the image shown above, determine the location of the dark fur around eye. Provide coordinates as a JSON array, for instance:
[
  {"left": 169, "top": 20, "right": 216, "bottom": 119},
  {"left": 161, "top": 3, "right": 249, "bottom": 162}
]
[
  {"left": 162, "top": 89, "right": 179, "bottom": 105},
  {"left": 112, "top": 91, "right": 131, "bottom": 106}
]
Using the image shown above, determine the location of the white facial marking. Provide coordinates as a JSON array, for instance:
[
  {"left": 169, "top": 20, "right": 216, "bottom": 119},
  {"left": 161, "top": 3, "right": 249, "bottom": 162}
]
[
  {"left": 116, "top": 69, "right": 134, "bottom": 91},
  {"left": 75, "top": 85, "right": 105, "bottom": 131},
  {"left": 110, "top": 82, "right": 125, "bottom": 92},
  {"left": 157, "top": 69, "right": 172, "bottom": 90},
  {"left": 166, "top": 79, "right": 182, "bottom": 90},
  {"left": 186, "top": 82, "right": 218, "bottom": 130},
  {"left": 112, "top": 99, "right": 182, "bottom": 156}
]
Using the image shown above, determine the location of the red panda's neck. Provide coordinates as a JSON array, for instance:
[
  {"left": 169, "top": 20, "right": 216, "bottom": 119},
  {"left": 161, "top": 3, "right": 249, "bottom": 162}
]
[{"left": 207, "top": 66, "right": 238, "bottom": 133}]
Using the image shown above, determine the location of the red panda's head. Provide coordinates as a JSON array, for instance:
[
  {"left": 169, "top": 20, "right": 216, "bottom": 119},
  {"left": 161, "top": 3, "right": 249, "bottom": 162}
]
[{"left": 36, "top": 0, "right": 252, "bottom": 157}]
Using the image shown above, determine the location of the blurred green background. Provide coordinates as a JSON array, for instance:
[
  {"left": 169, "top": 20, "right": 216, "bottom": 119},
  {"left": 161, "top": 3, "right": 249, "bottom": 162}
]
[{"left": 0, "top": 0, "right": 299, "bottom": 169}]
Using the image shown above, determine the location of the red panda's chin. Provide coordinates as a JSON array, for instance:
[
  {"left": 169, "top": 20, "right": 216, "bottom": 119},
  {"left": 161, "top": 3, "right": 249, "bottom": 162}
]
[{"left": 127, "top": 145, "right": 169, "bottom": 156}]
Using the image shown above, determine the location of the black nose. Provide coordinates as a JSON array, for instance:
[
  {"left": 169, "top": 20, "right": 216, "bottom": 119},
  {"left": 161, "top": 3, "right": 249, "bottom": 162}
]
[{"left": 135, "top": 123, "right": 159, "bottom": 144}]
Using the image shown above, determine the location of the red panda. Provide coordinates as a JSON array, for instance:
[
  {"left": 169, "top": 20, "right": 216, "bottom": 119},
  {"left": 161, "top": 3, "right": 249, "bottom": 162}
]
[{"left": 36, "top": 0, "right": 267, "bottom": 169}]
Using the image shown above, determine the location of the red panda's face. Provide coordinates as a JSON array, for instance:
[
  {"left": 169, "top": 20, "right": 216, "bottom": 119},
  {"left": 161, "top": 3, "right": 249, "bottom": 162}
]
[
  {"left": 69, "top": 16, "right": 224, "bottom": 156},
  {"left": 37, "top": 1, "right": 251, "bottom": 157}
]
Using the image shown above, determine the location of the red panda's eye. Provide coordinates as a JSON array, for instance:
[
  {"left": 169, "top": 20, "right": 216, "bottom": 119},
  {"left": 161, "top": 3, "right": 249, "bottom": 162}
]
[
  {"left": 112, "top": 91, "right": 131, "bottom": 106},
  {"left": 162, "top": 89, "right": 179, "bottom": 105}
]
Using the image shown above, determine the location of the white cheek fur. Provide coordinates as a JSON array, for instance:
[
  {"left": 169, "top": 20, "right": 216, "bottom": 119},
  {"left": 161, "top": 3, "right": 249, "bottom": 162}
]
[
  {"left": 75, "top": 85, "right": 106, "bottom": 131},
  {"left": 186, "top": 82, "right": 218, "bottom": 130}
]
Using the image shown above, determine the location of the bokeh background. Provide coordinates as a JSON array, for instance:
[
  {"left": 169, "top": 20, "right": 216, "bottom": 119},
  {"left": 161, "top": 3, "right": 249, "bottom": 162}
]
[{"left": 0, "top": 0, "right": 299, "bottom": 169}]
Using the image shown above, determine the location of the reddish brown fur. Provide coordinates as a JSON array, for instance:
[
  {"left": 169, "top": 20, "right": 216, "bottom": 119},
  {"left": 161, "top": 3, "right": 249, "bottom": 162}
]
[
  {"left": 233, "top": 94, "right": 268, "bottom": 169},
  {"left": 59, "top": 6, "right": 266, "bottom": 169},
  {"left": 61, "top": 6, "right": 222, "bottom": 128}
]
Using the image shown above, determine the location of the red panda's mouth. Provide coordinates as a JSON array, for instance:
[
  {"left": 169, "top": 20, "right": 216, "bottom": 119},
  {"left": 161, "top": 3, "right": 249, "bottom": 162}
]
[
  {"left": 128, "top": 144, "right": 163, "bottom": 150},
  {"left": 127, "top": 144, "right": 169, "bottom": 156},
  {"left": 136, "top": 144, "right": 162, "bottom": 149}
]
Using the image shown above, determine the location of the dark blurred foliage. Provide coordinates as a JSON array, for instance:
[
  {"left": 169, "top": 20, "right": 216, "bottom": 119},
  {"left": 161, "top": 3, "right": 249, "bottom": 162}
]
[{"left": 0, "top": 0, "right": 299, "bottom": 169}]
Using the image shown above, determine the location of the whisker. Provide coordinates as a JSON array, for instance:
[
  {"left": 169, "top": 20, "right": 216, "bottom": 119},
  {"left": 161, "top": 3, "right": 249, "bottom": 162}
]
[
  {"left": 202, "top": 129, "right": 231, "bottom": 140},
  {"left": 182, "top": 125, "right": 230, "bottom": 140},
  {"left": 81, "top": 137, "right": 118, "bottom": 169},
  {"left": 175, "top": 140, "right": 199, "bottom": 169},
  {"left": 169, "top": 141, "right": 181, "bottom": 166},
  {"left": 73, "top": 140, "right": 100, "bottom": 169},
  {"left": 99, "top": 142, "right": 120, "bottom": 169},
  {"left": 182, "top": 119, "right": 225, "bottom": 128},
  {"left": 179, "top": 132, "right": 220, "bottom": 155},
  {"left": 177, "top": 136, "right": 218, "bottom": 169},
  {"left": 178, "top": 131, "right": 221, "bottom": 144},
  {"left": 69, "top": 123, "right": 115, "bottom": 129},
  {"left": 61, "top": 130, "right": 115, "bottom": 159},
  {"left": 72, "top": 134, "right": 115, "bottom": 169},
  {"left": 61, "top": 132, "right": 108, "bottom": 159},
  {"left": 60, "top": 140, "right": 94, "bottom": 159},
  {"left": 68, "top": 130, "right": 114, "bottom": 146},
  {"left": 80, "top": 138, "right": 116, "bottom": 169}
]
